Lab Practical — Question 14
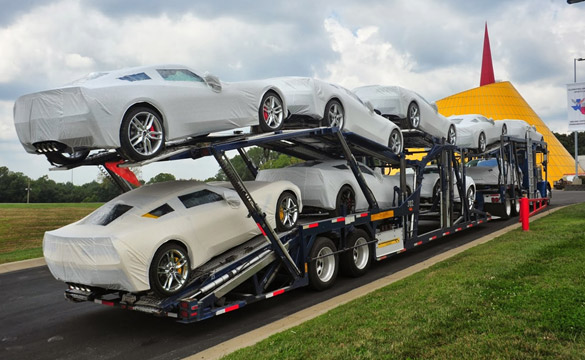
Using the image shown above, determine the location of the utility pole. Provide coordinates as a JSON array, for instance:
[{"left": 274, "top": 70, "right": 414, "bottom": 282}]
[
  {"left": 574, "top": 58, "right": 585, "bottom": 183},
  {"left": 25, "top": 179, "right": 31, "bottom": 204}
]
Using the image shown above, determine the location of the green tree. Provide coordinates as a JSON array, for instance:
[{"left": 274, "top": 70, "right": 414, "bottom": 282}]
[
  {"left": 0, "top": 166, "right": 29, "bottom": 202},
  {"left": 148, "top": 173, "right": 177, "bottom": 184},
  {"left": 553, "top": 132, "right": 585, "bottom": 157}
]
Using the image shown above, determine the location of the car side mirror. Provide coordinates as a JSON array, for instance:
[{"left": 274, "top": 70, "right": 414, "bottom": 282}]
[
  {"left": 204, "top": 73, "right": 222, "bottom": 93},
  {"left": 364, "top": 101, "right": 375, "bottom": 113},
  {"left": 223, "top": 190, "right": 241, "bottom": 208},
  {"left": 431, "top": 102, "right": 438, "bottom": 112}
]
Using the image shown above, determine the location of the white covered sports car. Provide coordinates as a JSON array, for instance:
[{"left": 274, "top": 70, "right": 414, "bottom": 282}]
[
  {"left": 449, "top": 114, "right": 502, "bottom": 152},
  {"left": 43, "top": 180, "right": 302, "bottom": 296},
  {"left": 353, "top": 85, "right": 457, "bottom": 145},
  {"left": 500, "top": 119, "right": 543, "bottom": 141},
  {"left": 256, "top": 160, "right": 411, "bottom": 215},
  {"left": 14, "top": 66, "right": 403, "bottom": 165},
  {"left": 418, "top": 165, "right": 476, "bottom": 211},
  {"left": 272, "top": 78, "right": 403, "bottom": 154}
]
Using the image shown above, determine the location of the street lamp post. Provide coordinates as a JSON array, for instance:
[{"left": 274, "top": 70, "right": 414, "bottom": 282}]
[{"left": 574, "top": 57, "right": 585, "bottom": 182}]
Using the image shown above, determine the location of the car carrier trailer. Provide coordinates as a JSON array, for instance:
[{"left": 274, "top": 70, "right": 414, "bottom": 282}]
[{"left": 56, "top": 127, "right": 493, "bottom": 323}]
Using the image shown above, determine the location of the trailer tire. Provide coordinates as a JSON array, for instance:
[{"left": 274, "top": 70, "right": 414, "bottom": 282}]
[
  {"left": 149, "top": 243, "right": 190, "bottom": 297},
  {"left": 308, "top": 237, "right": 339, "bottom": 291},
  {"left": 341, "top": 229, "right": 372, "bottom": 277},
  {"left": 275, "top": 191, "right": 299, "bottom": 232}
]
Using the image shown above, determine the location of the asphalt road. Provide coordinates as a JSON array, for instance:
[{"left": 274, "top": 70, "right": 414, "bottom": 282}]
[{"left": 1, "top": 190, "right": 584, "bottom": 360}]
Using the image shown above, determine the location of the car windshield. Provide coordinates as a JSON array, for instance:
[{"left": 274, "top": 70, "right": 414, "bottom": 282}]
[
  {"left": 477, "top": 159, "right": 498, "bottom": 167},
  {"left": 157, "top": 69, "right": 204, "bottom": 82}
]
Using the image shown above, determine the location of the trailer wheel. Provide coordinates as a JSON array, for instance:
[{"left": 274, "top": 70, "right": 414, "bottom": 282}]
[
  {"left": 333, "top": 185, "right": 355, "bottom": 216},
  {"left": 485, "top": 196, "right": 512, "bottom": 219},
  {"left": 324, "top": 99, "right": 344, "bottom": 129},
  {"left": 341, "top": 229, "right": 372, "bottom": 277},
  {"left": 275, "top": 191, "right": 299, "bottom": 231},
  {"left": 308, "top": 237, "right": 339, "bottom": 291},
  {"left": 511, "top": 198, "right": 520, "bottom": 216},
  {"left": 149, "top": 243, "right": 190, "bottom": 297},
  {"left": 407, "top": 101, "right": 420, "bottom": 129},
  {"left": 259, "top": 91, "right": 285, "bottom": 132}
]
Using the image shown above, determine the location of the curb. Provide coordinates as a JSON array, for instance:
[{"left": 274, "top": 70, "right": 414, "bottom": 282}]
[
  {"left": 0, "top": 257, "right": 46, "bottom": 274},
  {"left": 187, "top": 206, "right": 564, "bottom": 360}
]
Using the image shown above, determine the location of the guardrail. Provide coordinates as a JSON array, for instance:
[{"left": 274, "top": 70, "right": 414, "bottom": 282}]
[{"left": 519, "top": 197, "right": 549, "bottom": 231}]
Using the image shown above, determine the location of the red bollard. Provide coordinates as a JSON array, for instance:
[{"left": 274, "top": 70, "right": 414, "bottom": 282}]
[{"left": 520, "top": 197, "right": 529, "bottom": 231}]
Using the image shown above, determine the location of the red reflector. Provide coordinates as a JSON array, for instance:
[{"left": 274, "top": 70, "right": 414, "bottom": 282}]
[
  {"left": 180, "top": 311, "right": 188, "bottom": 318},
  {"left": 102, "top": 300, "right": 114, "bottom": 307},
  {"left": 456, "top": 228, "right": 462, "bottom": 232},
  {"left": 308, "top": 223, "right": 319, "bottom": 228},
  {"left": 191, "top": 312, "right": 198, "bottom": 317},
  {"left": 257, "top": 223, "right": 267, "bottom": 236},
  {"left": 191, "top": 305, "right": 198, "bottom": 311},
  {"left": 379, "top": 255, "right": 387, "bottom": 260},
  {"left": 360, "top": 213, "right": 368, "bottom": 217},
  {"left": 121, "top": 305, "right": 126, "bottom": 309},
  {"left": 273, "top": 289, "right": 285, "bottom": 296},
  {"left": 336, "top": 217, "right": 345, "bottom": 222},
  {"left": 180, "top": 302, "right": 188, "bottom": 309},
  {"left": 443, "top": 232, "right": 450, "bottom": 236},
  {"left": 430, "top": 236, "right": 437, "bottom": 240},
  {"left": 225, "top": 304, "right": 240, "bottom": 313},
  {"left": 415, "top": 241, "right": 423, "bottom": 246},
  {"left": 409, "top": 207, "right": 413, "bottom": 211}
]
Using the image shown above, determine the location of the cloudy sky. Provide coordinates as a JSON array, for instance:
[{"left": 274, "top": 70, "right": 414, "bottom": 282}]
[{"left": 1, "top": 0, "right": 584, "bottom": 185}]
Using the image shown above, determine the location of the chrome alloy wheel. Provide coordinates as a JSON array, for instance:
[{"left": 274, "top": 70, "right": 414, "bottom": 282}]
[
  {"left": 128, "top": 111, "right": 164, "bottom": 157},
  {"left": 408, "top": 103, "right": 420, "bottom": 128},
  {"left": 315, "top": 246, "right": 336, "bottom": 283},
  {"left": 327, "top": 103, "right": 344, "bottom": 128},
  {"left": 278, "top": 194, "right": 299, "bottom": 229},
  {"left": 262, "top": 94, "right": 284, "bottom": 130},
  {"left": 157, "top": 248, "right": 189, "bottom": 292}
]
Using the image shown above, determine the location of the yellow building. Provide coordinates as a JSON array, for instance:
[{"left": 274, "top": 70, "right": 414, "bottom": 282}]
[{"left": 436, "top": 81, "right": 581, "bottom": 182}]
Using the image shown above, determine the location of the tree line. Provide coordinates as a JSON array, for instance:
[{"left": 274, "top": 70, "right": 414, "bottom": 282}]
[{"left": 0, "top": 148, "right": 301, "bottom": 203}]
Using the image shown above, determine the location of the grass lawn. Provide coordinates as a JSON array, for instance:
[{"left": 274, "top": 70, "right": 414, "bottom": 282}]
[
  {"left": 0, "top": 203, "right": 101, "bottom": 264},
  {"left": 224, "top": 203, "right": 585, "bottom": 360}
]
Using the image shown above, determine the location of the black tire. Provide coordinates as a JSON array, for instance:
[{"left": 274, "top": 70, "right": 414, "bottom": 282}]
[
  {"left": 149, "top": 243, "right": 190, "bottom": 297},
  {"left": 324, "top": 99, "right": 344, "bottom": 129},
  {"left": 407, "top": 102, "right": 420, "bottom": 129},
  {"left": 119, "top": 106, "right": 165, "bottom": 161},
  {"left": 275, "top": 191, "right": 299, "bottom": 232},
  {"left": 308, "top": 237, "right": 339, "bottom": 290},
  {"left": 447, "top": 125, "right": 457, "bottom": 145},
  {"left": 333, "top": 185, "right": 355, "bottom": 216},
  {"left": 511, "top": 198, "right": 520, "bottom": 216},
  {"left": 466, "top": 185, "right": 476, "bottom": 212},
  {"left": 388, "top": 128, "right": 403, "bottom": 154},
  {"left": 341, "top": 229, "right": 372, "bottom": 277},
  {"left": 432, "top": 181, "right": 442, "bottom": 205},
  {"left": 45, "top": 149, "right": 90, "bottom": 165},
  {"left": 485, "top": 195, "right": 512, "bottom": 219},
  {"left": 259, "top": 91, "right": 285, "bottom": 132},
  {"left": 478, "top": 132, "right": 487, "bottom": 153}
]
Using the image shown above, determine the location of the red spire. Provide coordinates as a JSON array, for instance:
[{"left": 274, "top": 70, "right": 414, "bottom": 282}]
[{"left": 480, "top": 22, "right": 495, "bottom": 86}]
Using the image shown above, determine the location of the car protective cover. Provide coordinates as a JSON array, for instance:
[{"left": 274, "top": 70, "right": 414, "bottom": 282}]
[
  {"left": 43, "top": 180, "right": 301, "bottom": 292},
  {"left": 257, "top": 160, "right": 401, "bottom": 211}
]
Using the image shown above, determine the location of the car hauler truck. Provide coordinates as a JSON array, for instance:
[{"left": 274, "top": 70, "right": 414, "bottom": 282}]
[{"left": 52, "top": 126, "right": 549, "bottom": 323}]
